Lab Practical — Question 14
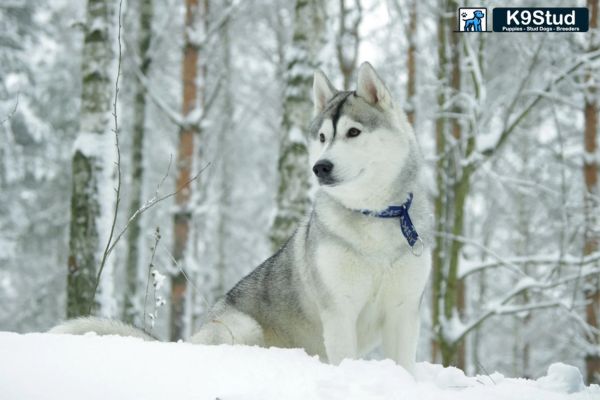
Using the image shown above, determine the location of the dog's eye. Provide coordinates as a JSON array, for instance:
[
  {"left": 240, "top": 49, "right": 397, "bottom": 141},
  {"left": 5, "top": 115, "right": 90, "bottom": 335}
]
[
  {"left": 319, "top": 133, "right": 325, "bottom": 143},
  {"left": 347, "top": 128, "right": 361, "bottom": 138}
]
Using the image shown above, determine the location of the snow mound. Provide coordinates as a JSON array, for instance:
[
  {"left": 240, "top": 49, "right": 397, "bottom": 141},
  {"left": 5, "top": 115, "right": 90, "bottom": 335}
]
[
  {"left": 0, "top": 332, "right": 598, "bottom": 400},
  {"left": 537, "top": 363, "right": 585, "bottom": 394}
]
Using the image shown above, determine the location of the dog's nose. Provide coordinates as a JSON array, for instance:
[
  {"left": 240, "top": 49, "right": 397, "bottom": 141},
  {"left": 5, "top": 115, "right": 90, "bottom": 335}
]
[{"left": 312, "top": 160, "right": 334, "bottom": 178}]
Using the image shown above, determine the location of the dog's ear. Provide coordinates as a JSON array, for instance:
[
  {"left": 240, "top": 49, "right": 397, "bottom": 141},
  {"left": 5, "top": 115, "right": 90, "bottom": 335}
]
[
  {"left": 313, "top": 69, "right": 337, "bottom": 115},
  {"left": 356, "top": 62, "right": 392, "bottom": 109}
]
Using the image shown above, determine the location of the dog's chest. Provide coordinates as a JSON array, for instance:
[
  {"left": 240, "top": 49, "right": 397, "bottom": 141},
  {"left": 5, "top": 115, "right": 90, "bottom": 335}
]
[
  {"left": 351, "top": 216, "right": 411, "bottom": 259},
  {"left": 314, "top": 233, "right": 428, "bottom": 304}
]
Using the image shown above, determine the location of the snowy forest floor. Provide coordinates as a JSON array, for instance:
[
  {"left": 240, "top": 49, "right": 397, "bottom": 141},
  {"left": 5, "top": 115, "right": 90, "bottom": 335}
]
[{"left": 0, "top": 332, "right": 598, "bottom": 400}]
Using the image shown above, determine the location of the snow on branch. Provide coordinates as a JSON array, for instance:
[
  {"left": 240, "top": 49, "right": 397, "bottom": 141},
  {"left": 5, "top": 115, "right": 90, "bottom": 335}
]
[
  {"left": 105, "top": 160, "right": 210, "bottom": 258},
  {"left": 460, "top": 251, "right": 600, "bottom": 279},
  {"left": 479, "top": 48, "right": 600, "bottom": 159},
  {"left": 434, "top": 231, "right": 527, "bottom": 278},
  {"left": 128, "top": 56, "right": 223, "bottom": 131},
  {"left": 0, "top": 94, "right": 19, "bottom": 125},
  {"left": 448, "top": 267, "right": 600, "bottom": 343},
  {"left": 129, "top": 62, "right": 183, "bottom": 127},
  {"left": 186, "top": 0, "right": 240, "bottom": 48}
]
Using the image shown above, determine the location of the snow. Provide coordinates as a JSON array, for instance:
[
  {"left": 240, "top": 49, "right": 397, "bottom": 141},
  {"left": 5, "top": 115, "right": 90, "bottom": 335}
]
[
  {"left": 440, "top": 311, "right": 467, "bottom": 343},
  {"left": 583, "top": 149, "right": 599, "bottom": 166},
  {"left": 537, "top": 363, "right": 585, "bottom": 394},
  {"left": 1, "top": 332, "right": 598, "bottom": 400},
  {"left": 288, "top": 126, "right": 306, "bottom": 145},
  {"left": 151, "top": 269, "right": 166, "bottom": 290}
]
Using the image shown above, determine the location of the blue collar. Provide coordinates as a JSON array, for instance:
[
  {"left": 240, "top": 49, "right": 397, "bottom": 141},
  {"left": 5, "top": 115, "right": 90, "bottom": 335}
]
[{"left": 359, "top": 192, "right": 424, "bottom": 256}]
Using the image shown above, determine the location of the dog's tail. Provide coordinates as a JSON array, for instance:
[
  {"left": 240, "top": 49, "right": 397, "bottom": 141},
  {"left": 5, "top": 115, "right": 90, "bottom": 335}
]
[{"left": 48, "top": 317, "right": 156, "bottom": 341}]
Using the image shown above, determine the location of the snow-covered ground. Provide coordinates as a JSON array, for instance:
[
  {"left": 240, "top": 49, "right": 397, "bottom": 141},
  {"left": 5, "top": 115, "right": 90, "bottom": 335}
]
[{"left": 1, "top": 332, "right": 598, "bottom": 400}]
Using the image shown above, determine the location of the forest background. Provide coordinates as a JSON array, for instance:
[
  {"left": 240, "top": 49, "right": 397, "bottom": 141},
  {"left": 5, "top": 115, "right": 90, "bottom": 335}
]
[{"left": 1, "top": 0, "right": 599, "bottom": 384}]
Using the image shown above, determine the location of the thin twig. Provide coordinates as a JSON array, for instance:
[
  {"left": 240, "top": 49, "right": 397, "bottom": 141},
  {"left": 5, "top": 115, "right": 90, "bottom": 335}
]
[
  {"left": 128, "top": 53, "right": 223, "bottom": 130},
  {"left": 105, "top": 162, "right": 210, "bottom": 257},
  {"left": 0, "top": 94, "right": 19, "bottom": 125},
  {"left": 460, "top": 249, "right": 600, "bottom": 279},
  {"left": 454, "top": 267, "right": 600, "bottom": 342},
  {"left": 90, "top": 0, "right": 124, "bottom": 312},
  {"left": 143, "top": 227, "right": 161, "bottom": 331},
  {"left": 159, "top": 241, "right": 211, "bottom": 313},
  {"left": 481, "top": 48, "right": 600, "bottom": 159}
]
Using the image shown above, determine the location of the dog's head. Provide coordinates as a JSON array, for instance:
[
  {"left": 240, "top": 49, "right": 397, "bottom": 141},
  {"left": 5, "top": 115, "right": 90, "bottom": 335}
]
[
  {"left": 473, "top": 10, "right": 484, "bottom": 18},
  {"left": 308, "top": 62, "right": 418, "bottom": 211}
]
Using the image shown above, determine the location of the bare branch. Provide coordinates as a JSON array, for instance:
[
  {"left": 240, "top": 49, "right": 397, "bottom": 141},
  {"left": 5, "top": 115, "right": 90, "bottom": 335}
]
[
  {"left": 143, "top": 227, "right": 161, "bottom": 332},
  {"left": 158, "top": 241, "right": 212, "bottom": 314},
  {"left": 90, "top": 0, "right": 124, "bottom": 311},
  {"left": 0, "top": 94, "right": 19, "bottom": 125},
  {"left": 456, "top": 267, "right": 600, "bottom": 341},
  {"left": 434, "top": 231, "right": 527, "bottom": 278},
  {"left": 187, "top": 0, "right": 240, "bottom": 49},
  {"left": 481, "top": 48, "right": 600, "bottom": 159},
  {"left": 129, "top": 61, "right": 184, "bottom": 127},
  {"left": 105, "top": 162, "right": 210, "bottom": 257},
  {"left": 128, "top": 54, "right": 223, "bottom": 130},
  {"left": 461, "top": 250, "right": 600, "bottom": 279}
]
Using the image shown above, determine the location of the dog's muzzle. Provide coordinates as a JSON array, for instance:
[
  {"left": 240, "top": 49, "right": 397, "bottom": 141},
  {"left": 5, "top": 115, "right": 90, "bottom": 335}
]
[{"left": 313, "top": 160, "right": 336, "bottom": 185}]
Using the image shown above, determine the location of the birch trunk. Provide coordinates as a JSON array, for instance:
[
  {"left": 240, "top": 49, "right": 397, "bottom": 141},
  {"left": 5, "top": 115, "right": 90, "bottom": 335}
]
[
  {"left": 270, "top": 0, "right": 326, "bottom": 249},
  {"left": 434, "top": 1, "right": 478, "bottom": 368},
  {"left": 441, "top": 4, "right": 467, "bottom": 367},
  {"left": 67, "top": 0, "right": 115, "bottom": 318},
  {"left": 123, "top": 0, "right": 154, "bottom": 325},
  {"left": 336, "top": 0, "right": 361, "bottom": 90},
  {"left": 431, "top": 0, "right": 448, "bottom": 364},
  {"left": 215, "top": 0, "right": 233, "bottom": 303}
]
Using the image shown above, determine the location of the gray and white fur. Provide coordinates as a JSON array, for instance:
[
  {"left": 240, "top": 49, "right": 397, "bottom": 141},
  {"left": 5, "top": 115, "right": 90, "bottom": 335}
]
[{"left": 50, "top": 62, "right": 432, "bottom": 373}]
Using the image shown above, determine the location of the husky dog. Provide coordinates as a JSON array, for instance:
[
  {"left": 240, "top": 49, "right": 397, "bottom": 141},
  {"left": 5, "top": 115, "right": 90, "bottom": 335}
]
[{"left": 50, "top": 62, "right": 431, "bottom": 373}]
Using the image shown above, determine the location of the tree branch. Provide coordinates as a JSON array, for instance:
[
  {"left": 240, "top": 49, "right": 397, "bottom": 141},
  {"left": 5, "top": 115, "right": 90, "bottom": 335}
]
[
  {"left": 90, "top": 0, "right": 124, "bottom": 311},
  {"left": 0, "top": 93, "right": 19, "bottom": 125},
  {"left": 481, "top": 48, "right": 600, "bottom": 159},
  {"left": 105, "top": 161, "right": 210, "bottom": 257},
  {"left": 460, "top": 251, "right": 600, "bottom": 279},
  {"left": 455, "top": 267, "right": 600, "bottom": 342}
]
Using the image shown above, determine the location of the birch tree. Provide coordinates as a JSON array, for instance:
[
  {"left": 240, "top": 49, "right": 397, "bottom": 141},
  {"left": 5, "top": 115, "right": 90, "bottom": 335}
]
[
  {"left": 214, "top": 0, "right": 234, "bottom": 305},
  {"left": 430, "top": 0, "right": 471, "bottom": 367},
  {"left": 67, "top": 0, "right": 115, "bottom": 318},
  {"left": 123, "top": 0, "right": 154, "bottom": 325},
  {"left": 0, "top": 0, "right": 80, "bottom": 330},
  {"left": 336, "top": 0, "right": 361, "bottom": 90},
  {"left": 270, "top": 0, "right": 326, "bottom": 249},
  {"left": 429, "top": 1, "right": 596, "bottom": 368},
  {"left": 443, "top": 1, "right": 469, "bottom": 368}
]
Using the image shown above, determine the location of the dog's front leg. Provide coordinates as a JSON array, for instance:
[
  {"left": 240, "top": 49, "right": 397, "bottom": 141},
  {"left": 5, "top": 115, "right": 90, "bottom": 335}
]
[
  {"left": 382, "top": 299, "right": 420, "bottom": 373},
  {"left": 321, "top": 310, "right": 357, "bottom": 364}
]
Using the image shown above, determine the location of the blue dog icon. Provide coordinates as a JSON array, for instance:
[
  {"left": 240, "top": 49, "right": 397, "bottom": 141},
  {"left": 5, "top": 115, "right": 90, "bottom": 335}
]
[{"left": 463, "top": 10, "right": 485, "bottom": 31}]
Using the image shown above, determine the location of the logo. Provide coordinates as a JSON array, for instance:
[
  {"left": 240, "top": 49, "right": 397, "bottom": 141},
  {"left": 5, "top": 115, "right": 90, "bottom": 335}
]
[
  {"left": 457, "top": 7, "right": 488, "bottom": 32},
  {"left": 492, "top": 8, "right": 589, "bottom": 32}
]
